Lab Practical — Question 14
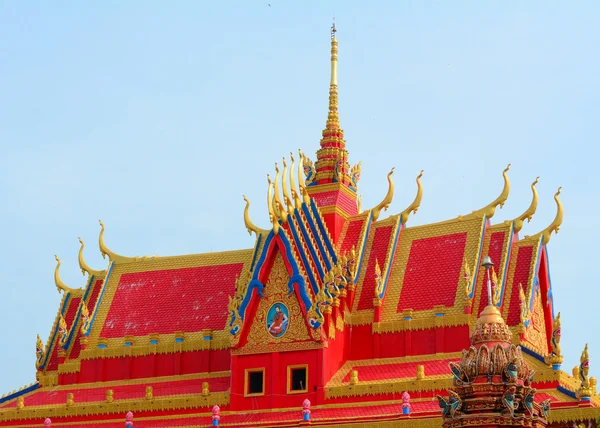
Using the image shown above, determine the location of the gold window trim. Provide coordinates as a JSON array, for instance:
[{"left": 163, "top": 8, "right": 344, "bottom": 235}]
[
  {"left": 287, "top": 364, "right": 309, "bottom": 394},
  {"left": 244, "top": 367, "right": 266, "bottom": 397}
]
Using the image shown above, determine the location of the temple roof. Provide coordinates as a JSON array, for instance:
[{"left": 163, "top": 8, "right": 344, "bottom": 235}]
[{"left": 2, "top": 26, "right": 596, "bottom": 428}]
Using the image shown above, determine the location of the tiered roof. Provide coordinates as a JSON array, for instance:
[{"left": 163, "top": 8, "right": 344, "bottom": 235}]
[{"left": 1, "top": 26, "right": 598, "bottom": 428}]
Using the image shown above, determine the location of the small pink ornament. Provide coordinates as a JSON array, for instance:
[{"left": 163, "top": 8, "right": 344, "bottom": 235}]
[{"left": 302, "top": 399, "right": 311, "bottom": 421}]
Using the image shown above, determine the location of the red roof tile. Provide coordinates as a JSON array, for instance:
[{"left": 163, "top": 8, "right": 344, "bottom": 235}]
[
  {"left": 46, "top": 297, "right": 81, "bottom": 371},
  {"left": 397, "top": 233, "right": 467, "bottom": 312},
  {"left": 357, "top": 225, "right": 393, "bottom": 310},
  {"left": 2, "top": 376, "right": 229, "bottom": 408},
  {"left": 475, "top": 231, "right": 506, "bottom": 314},
  {"left": 69, "top": 279, "right": 104, "bottom": 359},
  {"left": 341, "top": 358, "right": 460, "bottom": 382},
  {"left": 506, "top": 244, "right": 535, "bottom": 326},
  {"left": 311, "top": 190, "right": 358, "bottom": 216},
  {"left": 101, "top": 264, "right": 244, "bottom": 338},
  {"left": 340, "top": 218, "right": 366, "bottom": 253}
]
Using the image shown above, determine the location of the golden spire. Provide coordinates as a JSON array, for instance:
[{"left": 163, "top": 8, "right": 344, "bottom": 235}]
[
  {"left": 98, "top": 220, "right": 136, "bottom": 264},
  {"left": 525, "top": 187, "right": 563, "bottom": 244},
  {"left": 512, "top": 177, "right": 539, "bottom": 233},
  {"left": 78, "top": 238, "right": 105, "bottom": 278},
  {"left": 371, "top": 168, "right": 395, "bottom": 221},
  {"left": 400, "top": 170, "right": 424, "bottom": 225},
  {"left": 313, "top": 22, "right": 351, "bottom": 185},
  {"left": 289, "top": 153, "right": 302, "bottom": 210},
  {"left": 465, "top": 164, "right": 511, "bottom": 220},
  {"left": 327, "top": 21, "right": 339, "bottom": 130},
  {"left": 54, "top": 255, "right": 76, "bottom": 294},
  {"left": 243, "top": 196, "right": 262, "bottom": 236}
]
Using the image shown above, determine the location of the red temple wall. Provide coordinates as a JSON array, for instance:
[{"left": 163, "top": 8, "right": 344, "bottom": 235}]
[
  {"left": 65, "top": 349, "right": 230, "bottom": 385},
  {"left": 230, "top": 349, "right": 321, "bottom": 411}
]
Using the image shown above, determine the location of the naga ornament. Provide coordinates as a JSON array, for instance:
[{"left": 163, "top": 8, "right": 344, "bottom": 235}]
[{"left": 437, "top": 390, "right": 462, "bottom": 419}]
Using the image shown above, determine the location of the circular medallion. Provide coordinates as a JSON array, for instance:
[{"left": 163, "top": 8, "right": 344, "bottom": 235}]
[{"left": 266, "top": 302, "right": 289, "bottom": 338}]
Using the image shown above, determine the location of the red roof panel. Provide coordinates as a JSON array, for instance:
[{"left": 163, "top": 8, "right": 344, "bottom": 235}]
[
  {"left": 70, "top": 279, "right": 104, "bottom": 359},
  {"left": 340, "top": 218, "right": 366, "bottom": 253},
  {"left": 506, "top": 245, "right": 535, "bottom": 326},
  {"left": 101, "top": 264, "right": 244, "bottom": 338},
  {"left": 475, "top": 231, "right": 506, "bottom": 314},
  {"left": 2, "top": 377, "right": 229, "bottom": 408},
  {"left": 46, "top": 297, "right": 81, "bottom": 371},
  {"left": 341, "top": 358, "right": 460, "bottom": 382},
  {"left": 397, "top": 232, "right": 467, "bottom": 312},
  {"left": 357, "top": 225, "right": 393, "bottom": 310}
]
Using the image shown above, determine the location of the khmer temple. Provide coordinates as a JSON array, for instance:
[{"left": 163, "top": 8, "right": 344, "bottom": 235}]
[{"left": 1, "top": 26, "right": 599, "bottom": 428}]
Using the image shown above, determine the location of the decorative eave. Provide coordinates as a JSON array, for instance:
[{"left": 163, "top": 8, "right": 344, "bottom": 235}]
[
  {"left": 371, "top": 168, "right": 395, "bottom": 222},
  {"left": 462, "top": 164, "right": 511, "bottom": 220},
  {"left": 242, "top": 196, "right": 267, "bottom": 236},
  {"left": 78, "top": 237, "right": 106, "bottom": 277},
  {"left": 511, "top": 177, "right": 539, "bottom": 233},
  {"left": 54, "top": 255, "right": 79, "bottom": 295},
  {"left": 99, "top": 220, "right": 156, "bottom": 264},
  {"left": 399, "top": 170, "right": 424, "bottom": 226},
  {"left": 522, "top": 187, "right": 563, "bottom": 245}
]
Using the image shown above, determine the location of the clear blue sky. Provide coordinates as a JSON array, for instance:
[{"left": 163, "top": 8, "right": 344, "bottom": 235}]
[{"left": 0, "top": 1, "right": 598, "bottom": 392}]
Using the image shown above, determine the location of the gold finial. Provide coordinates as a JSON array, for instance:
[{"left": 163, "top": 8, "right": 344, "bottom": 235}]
[
  {"left": 289, "top": 153, "right": 302, "bottom": 210},
  {"left": 371, "top": 168, "right": 395, "bottom": 221},
  {"left": 78, "top": 238, "right": 105, "bottom": 277},
  {"left": 465, "top": 164, "right": 511, "bottom": 220},
  {"left": 374, "top": 259, "right": 384, "bottom": 297},
  {"left": 400, "top": 170, "right": 424, "bottom": 225},
  {"left": 242, "top": 196, "right": 262, "bottom": 236},
  {"left": 80, "top": 300, "right": 90, "bottom": 335},
  {"left": 35, "top": 334, "right": 45, "bottom": 369},
  {"left": 513, "top": 177, "right": 539, "bottom": 233},
  {"left": 54, "top": 255, "right": 76, "bottom": 294},
  {"left": 267, "top": 175, "right": 280, "bottom": 234},
  {"left": 524, "top": 187, "right": 563, "bottom": 244},
  {"left": 578, "top": 343, "right": 592, "bottom": 398},
  {"left": 357, "top": 194, "right": 363, "bottom": 213},
  {"left": 282, "top": 158, "right": 294, "bottom": 214},
  {"left": 330, "top": 20, "right": 338, "bottom": 86},
  {"left": 98, "top": 220, "right": 136, "bottom": 264},
  {"left": 272, "top": 163, "right": 288, "bottom": 222},
  {"left": 58, "top": 313, "right": 69, "bottom": 347}
]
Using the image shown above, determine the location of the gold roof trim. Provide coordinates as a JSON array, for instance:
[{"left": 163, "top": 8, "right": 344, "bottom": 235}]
[
  {"left": 298, "top": 150, "right": 311, "bottom": 205},
  {"left": 463, "top": 164, "right": 511, "bottom": 220},
  {"left": 282, "top": 158, "right": 294, "bottom": 214},
  {"left": 242, "top": 196, "right": 264, "bottom": 236},
  {"left": 512, "top": 177, "right": 539, "bottom": 233},
  {"left": 289, "top": 153, "right": 302, "bottom": 210},
  {"left": 399, "top": 170, "right": 424, "bottom": 225},
  {"left": 266, "top": 175, "right": 280, "bottom": 234},
  {"left": 524, "top": 187, "right": 563, "bottom": 245},
  {"left": 371, "top": 168, "right": 395, "bottom": 222},
  {"left": 54, "top": 255, "right": 77, "bottom": 294},
  {"left": 78, "top": 238, "right": 106, "bottom": 277},
  {"left": 272, "top": 163, "right": 288, "bottom": 222},
  {"left": 98, "top": 220, "right": 139, "bottom": 264}
]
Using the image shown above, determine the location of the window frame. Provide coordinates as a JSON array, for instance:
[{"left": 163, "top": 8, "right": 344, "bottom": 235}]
[
  {"left": 244, "top": 368, "right": 266, "bottom": 397},
  {"left": 287, "top": 364, "right": 309, "bottom": 394}
]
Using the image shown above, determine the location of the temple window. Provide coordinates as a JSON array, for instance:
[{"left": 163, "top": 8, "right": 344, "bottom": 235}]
[
  {"left": 288, "top": 365, "right": 308, "bottom": 394},
  {"left": 245, "top": 368, "right": 265, "bottom": 396}
]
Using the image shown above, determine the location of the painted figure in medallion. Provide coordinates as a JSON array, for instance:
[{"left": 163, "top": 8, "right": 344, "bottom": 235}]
[{"left": 267, "top": 303, "right": 289, "bottom": 338}]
